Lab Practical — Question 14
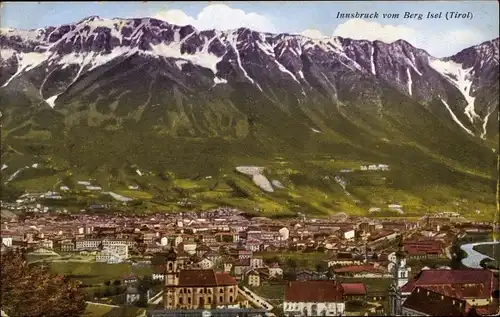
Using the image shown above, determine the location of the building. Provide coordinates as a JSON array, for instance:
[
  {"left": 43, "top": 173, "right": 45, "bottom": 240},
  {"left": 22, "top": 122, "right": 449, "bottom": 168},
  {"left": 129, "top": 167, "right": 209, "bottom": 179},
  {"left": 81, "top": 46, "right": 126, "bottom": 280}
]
[
  {"left": 146, "top": 309, "right": 267, "bottom": 317},
  {"left": 126, "top": 286, "right": 141, "bottom": 304},
  {"left": 388, "top": 248, "right": 412, "bottom": 316},
  {"left": 390, "top": 261, "right": 499, "bottom": 316},
  {"left": 75, "top": 239, "right": 101, "bottom": 250},
  {"left": 283, "top": 280, "right": 345, "bottom": 316},
  {"left": 341, "top": 283, "right": 367, "bottom": 302},
  {"left": 403, "top": 240, "right": 444, "bottom": 260},
  {"left": 245, "top": 269, "right": 261, "bottom": 287},
  {"left": 402, "top": 287, "right": 468, "bottom": 316},
  {"left": 96, "top": 244, "right": 128, "bottom": 263},
  {"left": 163, "top": 248, "right": 240, "bottom": 310}
]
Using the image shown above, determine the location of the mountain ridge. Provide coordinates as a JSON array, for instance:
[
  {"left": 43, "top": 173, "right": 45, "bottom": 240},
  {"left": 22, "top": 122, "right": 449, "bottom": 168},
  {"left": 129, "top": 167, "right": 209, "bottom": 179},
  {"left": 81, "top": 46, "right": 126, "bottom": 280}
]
[{"left": 0, "top": 17, "right": 497, "bottom": 217}]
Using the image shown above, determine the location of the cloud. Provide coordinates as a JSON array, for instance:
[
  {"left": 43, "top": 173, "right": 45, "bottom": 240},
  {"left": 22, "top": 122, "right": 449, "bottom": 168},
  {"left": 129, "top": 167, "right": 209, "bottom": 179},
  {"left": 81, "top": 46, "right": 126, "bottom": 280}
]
[
  {"left": 300, "top": 29, "right": 327, "bottom": 39},
  {"left": 331, "top": 18, "right": 485, "bottom": 57},
  {"left": 333, "top": 19, "right": 417, "bottom": 44},
  {"left": 153, "top": 4, "right": 276, "bottom": 33}
]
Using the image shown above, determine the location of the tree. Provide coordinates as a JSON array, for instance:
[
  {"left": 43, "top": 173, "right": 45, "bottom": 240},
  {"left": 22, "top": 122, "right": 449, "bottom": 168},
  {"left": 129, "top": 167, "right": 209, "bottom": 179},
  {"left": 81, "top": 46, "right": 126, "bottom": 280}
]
[
  {"left": 285, "top": 258, "right": 298, "bottom": 271},
  {"left": 134, "top": 296, "right": 148, "bottom": 308},
  {"left": 1, "top": 250, "right": 86, "bottom": 317},
  {"left": 315, "top": 262, "right": 328, "bottom": 273}
]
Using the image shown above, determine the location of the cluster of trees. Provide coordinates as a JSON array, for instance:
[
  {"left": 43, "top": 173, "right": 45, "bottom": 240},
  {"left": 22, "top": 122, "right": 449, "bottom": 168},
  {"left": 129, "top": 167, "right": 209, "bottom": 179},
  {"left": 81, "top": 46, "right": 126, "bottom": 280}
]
[{"left": 1, "top": 250, "right": 86, "bottom": 317}]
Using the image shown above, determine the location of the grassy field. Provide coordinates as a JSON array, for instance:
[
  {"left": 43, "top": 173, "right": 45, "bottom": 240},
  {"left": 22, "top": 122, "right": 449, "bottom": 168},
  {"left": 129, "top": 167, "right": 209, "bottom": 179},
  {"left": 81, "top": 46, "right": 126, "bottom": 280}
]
[
  {"left": 337, "top": 277, "right": 393, "bottom": 294},
  {"left": 82, "top": 304, "right": 114, "bottom": 317},
  {"left": 254, "top": 251, "right": 330, "bottom": 270},
  {"left": 49, "top": 262, "right": 153, "bottom": 286},
  {"left": 82, "top": 304, "right": 144, "bottom": 317},
  {"left": 249, "top": 281, "right": 286, "bottom": 301},
  {"left": 1, "top": 144, "right": 496, "bottom": 220}
]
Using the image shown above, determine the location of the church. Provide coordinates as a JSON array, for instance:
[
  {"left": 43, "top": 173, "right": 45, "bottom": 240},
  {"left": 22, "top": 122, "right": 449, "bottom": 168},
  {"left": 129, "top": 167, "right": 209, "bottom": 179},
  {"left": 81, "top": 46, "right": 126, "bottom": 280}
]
[
  {"left": 163, "top": 247, "right": 241, "bottom": 310},
  {"left": 388, "top": 245, "right": 499, "bottom": 316}
]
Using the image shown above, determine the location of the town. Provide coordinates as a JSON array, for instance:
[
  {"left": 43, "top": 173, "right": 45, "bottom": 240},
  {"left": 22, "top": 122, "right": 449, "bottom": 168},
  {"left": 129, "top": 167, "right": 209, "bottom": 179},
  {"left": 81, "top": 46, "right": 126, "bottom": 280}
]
[{"left": 1, "top": 202, "right": 498, "bottom": 317}]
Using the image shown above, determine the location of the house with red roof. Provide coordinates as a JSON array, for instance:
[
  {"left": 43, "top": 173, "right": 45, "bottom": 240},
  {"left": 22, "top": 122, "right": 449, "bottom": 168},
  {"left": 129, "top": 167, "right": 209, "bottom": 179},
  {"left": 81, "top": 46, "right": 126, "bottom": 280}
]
[
  {"left": 403, "top": 240, "right": 444, "bottom": 260},
  {"left": 392, "top": 268, "right": 499, "bottom": 316},
  {"left": 341, "top": 283, "right": 367, "bottom": 302},
  {"left": 283, "top": 280, "right": 345, "bottom": 316}
]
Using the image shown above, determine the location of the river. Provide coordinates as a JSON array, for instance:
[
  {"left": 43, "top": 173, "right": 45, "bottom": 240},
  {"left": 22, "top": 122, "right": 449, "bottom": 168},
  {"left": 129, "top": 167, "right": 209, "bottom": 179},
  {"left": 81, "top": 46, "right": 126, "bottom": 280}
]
[{"left": 460, "top": 241, "right": 498, "bottom": 269}]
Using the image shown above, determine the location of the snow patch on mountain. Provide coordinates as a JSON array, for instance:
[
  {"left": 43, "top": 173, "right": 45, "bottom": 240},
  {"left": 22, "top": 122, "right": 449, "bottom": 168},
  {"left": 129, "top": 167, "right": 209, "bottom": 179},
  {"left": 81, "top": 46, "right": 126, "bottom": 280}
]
[
  {"left": 481, "top": 110, "right": 494, "bottom": 139},
  {"left": 45, "top": 95, "right": 58, "bottom": 108},
  {"left": 2, "top": 52, "right": 48, "bottom": 87},
  {"left": 0, "top": 48, "right": 17, "bottom": 61},
  {"left": 440, "top": 98, "right": 474, "bottom": 136},
  {"left": 430, "top": 59, "right": 479, "bottom": 123},
  {"left": 406, "top": 68, "right": 412, "bottom": 96},
  {"left": 149, "top": 42, "right": 222, "bottom": 74},
  {"left": 227, "top": 33, "right": 262, "bottom": 91},
  {"left": 213, "top": 77, "right": 227, "bottom": 85},
  {"left": 175, "top": 60, "right": 188, "bottom": 70},
  {"left": 89, "top": 47, "right": 132, "bottom": 71},
  {"left": 236, "top": 166, "right": 264, "bottom": 176},
  {"left": 370, "top": 46, "right": 376, "bottom": 75},
  {"left": 252, "top": 174, "right": 274, "bottom": 192}
]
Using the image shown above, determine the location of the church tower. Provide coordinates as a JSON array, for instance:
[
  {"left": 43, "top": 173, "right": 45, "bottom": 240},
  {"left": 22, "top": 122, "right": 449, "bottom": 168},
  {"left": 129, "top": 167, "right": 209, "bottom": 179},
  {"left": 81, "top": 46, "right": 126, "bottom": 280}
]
[
  {"left": 395, "top": 248, "right": 410, "bottom": 288},
  {"left": 389, "top": 237, "right": 411, "bottom": 316},
  {"left": 164, "top": 247, "right": 179, "bottom": 309}
]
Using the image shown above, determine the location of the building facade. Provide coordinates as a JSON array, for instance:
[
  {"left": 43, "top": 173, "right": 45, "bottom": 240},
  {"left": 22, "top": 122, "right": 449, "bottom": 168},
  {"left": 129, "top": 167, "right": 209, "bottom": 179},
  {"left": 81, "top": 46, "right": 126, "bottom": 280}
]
[
  {"left": 283, "top": 280, "right": 345, "bottom": 316},
  {"left": 163, "top": 248, "right": 240, "bottom": 310}
]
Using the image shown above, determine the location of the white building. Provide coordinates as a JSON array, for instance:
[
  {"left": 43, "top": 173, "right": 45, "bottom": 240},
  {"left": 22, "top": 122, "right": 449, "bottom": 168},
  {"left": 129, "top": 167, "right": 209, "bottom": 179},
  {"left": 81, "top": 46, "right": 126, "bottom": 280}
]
[
  {"left": 279, "top": 227, "right": 290, "bottom": 241},
  {"left": 1, "top": 237, "right": 13, "bottom": 247},
  {"left": 197, "top": 257, "right": 214, "bottom": 269},
  {"left": 388, "top": 251, "right": 412, "bottom": 316},
  {"left": 343, "top": 229, "right": 356, "bottom": 240},
  {"left": 75, "top": 239, "right": 101, "bottom": 250},
  {"left": 269, "top": 263, "right": 283, "bottom": 278},
  {"left": 95, "top": 244, "right": 128, "bottom": 264},
  {"left": 284, "top": 281, "right": 345, "bottom": 316},
  {"left": 250, "top": 257, "right": 264, "bottom": 269}
]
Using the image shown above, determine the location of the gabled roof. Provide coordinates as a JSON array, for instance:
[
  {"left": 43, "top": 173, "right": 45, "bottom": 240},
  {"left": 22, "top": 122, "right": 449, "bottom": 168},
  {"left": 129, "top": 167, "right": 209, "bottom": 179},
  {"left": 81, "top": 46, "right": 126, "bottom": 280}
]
[
  {"left": 178, "top": 270, "right": 237, "bottom": 287},
  {"left": 285, "top": 280, "right": 343, "bottom": 302},
  {"left": 341, "top": 283, "right": 367, "bottom": 296},
  {"left": 402, "top": 287, "right": 467, "bottom": 316},
  {"left": 400, "top": 269, "right": 497, "bottom": 299}
]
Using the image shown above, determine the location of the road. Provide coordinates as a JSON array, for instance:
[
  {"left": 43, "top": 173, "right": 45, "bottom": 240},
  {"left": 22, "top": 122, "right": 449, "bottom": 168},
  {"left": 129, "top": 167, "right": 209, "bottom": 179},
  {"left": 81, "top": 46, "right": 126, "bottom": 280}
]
[{"left": 85, "top": 301, "right": 119, "bottom": 308}]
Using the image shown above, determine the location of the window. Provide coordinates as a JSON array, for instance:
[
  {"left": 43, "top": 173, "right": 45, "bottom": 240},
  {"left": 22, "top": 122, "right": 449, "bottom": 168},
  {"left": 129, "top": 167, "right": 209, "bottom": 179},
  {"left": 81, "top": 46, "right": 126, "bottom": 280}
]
[
  {"left": 219, "top": 296, "right": 223, "bottom": 302},
  {"left": 188, "top": 298, "right": 191, "bottom": 304},
  {"left": 229, "top": 296, "right": 233, "bottom": 302},
  {"left": 220, "top": 289, "right": 224, "bottom": 293},
  {"left": 230, "top": 288, "right": 233, "bottom": 293},
  {"left": 208, "top": 297, "right": 212, "bottom": 303},
  {"left": 168, "top": 263, "right": 173, "bottom": 270},
  {"left": 179, "top": 298, "right": 183, "bottom": 304}
]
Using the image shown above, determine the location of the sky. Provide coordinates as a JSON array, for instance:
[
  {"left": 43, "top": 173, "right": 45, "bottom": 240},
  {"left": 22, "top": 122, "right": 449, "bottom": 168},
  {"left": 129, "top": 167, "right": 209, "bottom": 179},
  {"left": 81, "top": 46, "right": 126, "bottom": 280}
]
[{"left": 1, "top": 1, "right": 498, "bottom": 57}]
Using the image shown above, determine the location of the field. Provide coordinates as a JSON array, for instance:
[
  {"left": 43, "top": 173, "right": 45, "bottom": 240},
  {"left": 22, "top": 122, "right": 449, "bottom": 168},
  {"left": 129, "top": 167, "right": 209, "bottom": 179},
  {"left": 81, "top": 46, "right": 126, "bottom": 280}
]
[
  {"left": 336, "top": 277, "right": 393, "bottom": 294},
  {"left": 49, "top": 262, "right": 153, "bottom": 286},
  {"left": 249, "top": 281, "right": 286, "bottom": 301},
  {"left": 254, "top": 251, "right": 330, "bottom": 270},
  {"left": 82, "top": 303, "right": 144, "bottom": 317},
  {"left": 1, "top": 129, "right": 496, "bottom": 220}
]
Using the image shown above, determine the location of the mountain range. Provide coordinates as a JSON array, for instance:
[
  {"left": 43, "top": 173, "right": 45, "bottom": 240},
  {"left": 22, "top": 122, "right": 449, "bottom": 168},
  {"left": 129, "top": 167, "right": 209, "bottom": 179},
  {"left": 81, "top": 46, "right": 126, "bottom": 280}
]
[{"left": 0, "top": 16, "right": 498, "bottom": 217}]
